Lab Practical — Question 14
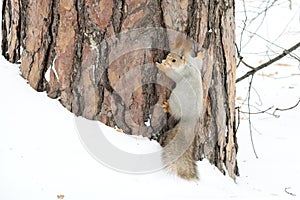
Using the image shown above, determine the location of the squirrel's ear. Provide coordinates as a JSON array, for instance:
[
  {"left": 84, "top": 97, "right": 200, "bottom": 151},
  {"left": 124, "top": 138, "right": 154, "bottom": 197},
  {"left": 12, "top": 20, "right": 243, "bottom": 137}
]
[
  {"left": 179, "top": 50, "right": 184, "bottom": 59},
  {"left": 173, "top": 34, "right": 192, "bottom": 52},
  {"left": 179, "top": 50, "right": 188, "bottom": 63},
  {"left": 181, "top": 57, "right": 186, "bottom": 64},
  {"left": 174, "top": 34, "right": 184, "bottom": 50}
]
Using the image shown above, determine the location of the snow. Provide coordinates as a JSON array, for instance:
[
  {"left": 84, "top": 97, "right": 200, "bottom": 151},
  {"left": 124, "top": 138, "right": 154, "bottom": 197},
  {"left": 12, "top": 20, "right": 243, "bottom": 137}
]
[
  {"left": 1, "top": 1, "right": 300, "bottom": 199},
  {"left": 0, "top": 58, "right": 238, "bottom": 200},
  {"left": 45, "top": 57, "right": 59, "bottom": 82}
]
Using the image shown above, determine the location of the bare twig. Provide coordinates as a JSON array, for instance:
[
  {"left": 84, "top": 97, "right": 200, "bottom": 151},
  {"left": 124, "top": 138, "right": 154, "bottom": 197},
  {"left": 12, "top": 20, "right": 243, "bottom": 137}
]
[
  {"left": 241, "top": 60, "right": 255, "bottom": 70},
  {"left": 236, "top": 41, "right": 300, "bottom": 83},
  {"left": 248, "top": 0, "right": 279, "bottom": 26},
  {"left": 288, "top": 0, "right": 292, "bottom": 10},
  {"left": 238, "top": 98, "right": 300, "bottom": 119},
  {"left": 235, "top": 107, "right": 241, "bottom": 132},
  {"left": 289, "top": 53, "right": 300, "bottom": 63},
  {"left": 237, "top": 27, "right": 285, "bottom": 51},
  {"left": 285, "top": 187, "right": 296, "bottom": 196},
  {"left": 235, "top": 43, "right": 255, "bottom": 69},
  {"left": 239, "top": 106, "right": 274, "bottom": 115},
  {"left": 273, "top": 98, "right": 300, "bottom": 116},
  {"left": 238, "top": 0, "right": 248, "bottom": 50},
  {"left": 235, "top": 43, "right": 243, "bottom": 68},
  {"left": 247, "top": 75, "right": 259, "bottom": 159},
  {"left": 240, "top": 0, "right": 280, "bottom": 48}
]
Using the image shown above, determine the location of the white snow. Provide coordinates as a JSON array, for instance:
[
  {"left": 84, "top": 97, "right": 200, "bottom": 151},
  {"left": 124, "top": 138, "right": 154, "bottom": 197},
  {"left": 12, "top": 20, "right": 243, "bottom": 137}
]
[
  {"left": 45, "top": 57, "right": 59, "bottom": 82},
  {"left": 144, "top": 114, "right": 152, "bottom": 127},
  {"left": 1, "top": 1, "right": 300, "bottom": 199}
]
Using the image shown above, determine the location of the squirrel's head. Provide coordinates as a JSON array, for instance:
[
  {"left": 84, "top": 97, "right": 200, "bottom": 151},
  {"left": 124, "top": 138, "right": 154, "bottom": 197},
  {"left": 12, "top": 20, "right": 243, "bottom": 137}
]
[{"left": 156, "top": 53, "right": 187, "bottom": 81}]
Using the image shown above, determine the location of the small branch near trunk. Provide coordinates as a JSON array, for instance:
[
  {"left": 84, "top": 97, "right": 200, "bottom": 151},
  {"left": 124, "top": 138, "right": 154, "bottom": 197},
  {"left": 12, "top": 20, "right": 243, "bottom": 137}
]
[
  {"left": 247, "top": 75, "right": 259, "bottom": 159},
  {"left": 235, "top": 106, "right": 241, "bottom": 132},
  {"left": 239, "top": 106, "right": 274, "bottom": 115},
  {"left": 236, "top": 42, "right": 300, "bottom": 83},
  {"left": 235, "top": 43, "right": 255, "bottom": 70}
]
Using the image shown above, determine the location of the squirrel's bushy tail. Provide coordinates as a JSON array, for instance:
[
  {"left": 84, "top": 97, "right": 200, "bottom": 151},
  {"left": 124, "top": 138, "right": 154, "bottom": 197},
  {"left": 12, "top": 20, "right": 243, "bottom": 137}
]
[{"left": 161, "top": 121, "right": 198, "bottom": 180}]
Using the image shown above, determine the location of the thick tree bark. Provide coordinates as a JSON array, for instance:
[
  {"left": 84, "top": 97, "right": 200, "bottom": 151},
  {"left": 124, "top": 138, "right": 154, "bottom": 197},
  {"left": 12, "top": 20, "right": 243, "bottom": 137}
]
[{"left": 2, "top": 0, "right": 238, "bottom": 179}]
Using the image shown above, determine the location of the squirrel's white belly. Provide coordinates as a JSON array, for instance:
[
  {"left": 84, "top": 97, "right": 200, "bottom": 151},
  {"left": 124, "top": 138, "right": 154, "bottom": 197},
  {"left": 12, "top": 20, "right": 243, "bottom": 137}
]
[{"left": 169, "top": 78, "right": 202, "bottom": 121}]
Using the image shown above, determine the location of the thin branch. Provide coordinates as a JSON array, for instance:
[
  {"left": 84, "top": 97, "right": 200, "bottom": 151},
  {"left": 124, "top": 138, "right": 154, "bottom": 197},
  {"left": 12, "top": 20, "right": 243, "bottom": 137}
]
[
  {"left": 238, "top": 98, "right": 300, "bottom": 119},
  {"left": 237, "top": 26, "right": 285, "bottom": 51},
  {"left": 240, "top": 0, "right": 280, "bottom": 48},
  {"left": 241, "top": 60, "right": 255, "bottom": 70},
  {"left": 236, "top": 41, "right": 300, "bottom": 83},
  {"left": 235, "top": 107, "right": 241, "bottom": 132},
  {"left": 238, "top": 0, "right": 248, "bottom": 50},
  {"left": 247, "top": 75, "right": 259, "bottom": 159},
  {"left": 235, "top": 43, "right": 255, "bottom": 69},
  {"left": 235, "top": 43, "right": 242, "bottom": 68},
  {"left": 289, "top": 53, "right": 300, "bottom": 63},
  {"left": 239, "top": 106, "right": 274, "bottom": 115},
  {"left": 285, "top": 187, "right": 296, "bottom": 196},
  {"left": 273, "top": 98, "right": 300, "bottom": 116},
  {"left": 248, "top": 0, "right": 279, "bottom": 26}
]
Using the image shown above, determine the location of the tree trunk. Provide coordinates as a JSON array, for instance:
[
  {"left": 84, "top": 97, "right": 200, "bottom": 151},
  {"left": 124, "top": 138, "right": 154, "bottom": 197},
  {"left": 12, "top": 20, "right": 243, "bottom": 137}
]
[{"left": 2, "top": 0, "right": 238, "bottom": 179}]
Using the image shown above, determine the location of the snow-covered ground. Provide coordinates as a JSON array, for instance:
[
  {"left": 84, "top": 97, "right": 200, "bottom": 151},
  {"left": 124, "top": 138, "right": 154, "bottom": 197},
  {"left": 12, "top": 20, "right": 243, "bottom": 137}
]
[{"left": 1, "top": 1, "right": 300, "bottom": 199}]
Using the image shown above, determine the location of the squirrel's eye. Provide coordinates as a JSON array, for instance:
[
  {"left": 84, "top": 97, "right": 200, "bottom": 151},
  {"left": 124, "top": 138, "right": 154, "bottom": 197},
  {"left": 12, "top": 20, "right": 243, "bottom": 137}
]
[{"left": 172, "top": 59, "right": 176, "bottom": 63}]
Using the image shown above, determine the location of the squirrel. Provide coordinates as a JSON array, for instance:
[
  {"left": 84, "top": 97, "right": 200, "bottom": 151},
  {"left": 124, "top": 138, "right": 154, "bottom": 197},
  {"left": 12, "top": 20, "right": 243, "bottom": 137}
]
[{"left": 156, "top": 36, "right": 203, "bottom": 180}]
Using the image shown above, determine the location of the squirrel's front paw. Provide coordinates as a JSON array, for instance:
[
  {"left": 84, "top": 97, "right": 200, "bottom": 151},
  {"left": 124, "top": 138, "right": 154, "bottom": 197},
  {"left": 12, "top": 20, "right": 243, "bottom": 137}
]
[{"left": 162, "top": 101, "right": 171, "bottom": 113}]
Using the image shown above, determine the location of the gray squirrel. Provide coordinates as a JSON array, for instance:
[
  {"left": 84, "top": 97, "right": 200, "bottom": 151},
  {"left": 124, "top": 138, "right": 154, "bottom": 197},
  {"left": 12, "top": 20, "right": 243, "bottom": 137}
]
[{"left": 156, "top": 36, "right": 203, "bottom": 180}]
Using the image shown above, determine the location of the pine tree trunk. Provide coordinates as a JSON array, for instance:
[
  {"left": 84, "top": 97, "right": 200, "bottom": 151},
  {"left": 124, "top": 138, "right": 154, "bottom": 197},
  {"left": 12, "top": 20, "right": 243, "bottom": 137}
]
[{"left": 2, "top": 0, "right": 238, "bottom": 179}]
